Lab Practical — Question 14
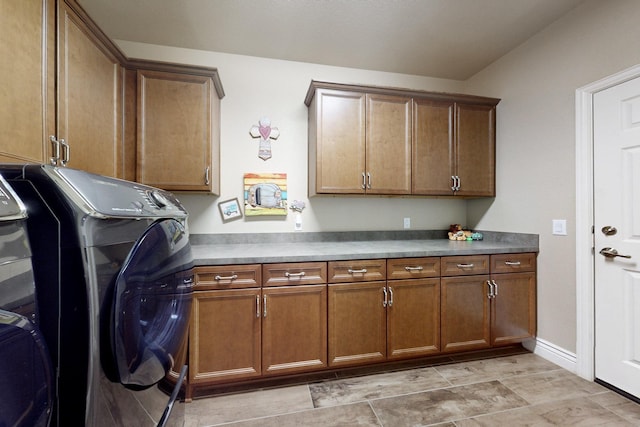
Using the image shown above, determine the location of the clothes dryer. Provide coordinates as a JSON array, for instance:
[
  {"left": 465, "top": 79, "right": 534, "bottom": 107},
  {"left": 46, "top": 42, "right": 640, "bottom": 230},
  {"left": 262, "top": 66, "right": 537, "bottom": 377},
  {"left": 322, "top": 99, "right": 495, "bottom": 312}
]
[
  {"left": 1, "top": 165, "right": 193, "bottom": 427},
  {"left": 0, "top": 174, "right": 53, "bottom": 427}
]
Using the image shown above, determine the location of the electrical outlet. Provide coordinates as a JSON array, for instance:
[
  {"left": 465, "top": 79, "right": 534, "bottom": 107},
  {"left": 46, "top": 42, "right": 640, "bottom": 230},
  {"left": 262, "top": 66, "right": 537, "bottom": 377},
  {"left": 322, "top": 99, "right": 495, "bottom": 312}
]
[{"left": 403, "top": 217, "right": 411, "bottom": 229}]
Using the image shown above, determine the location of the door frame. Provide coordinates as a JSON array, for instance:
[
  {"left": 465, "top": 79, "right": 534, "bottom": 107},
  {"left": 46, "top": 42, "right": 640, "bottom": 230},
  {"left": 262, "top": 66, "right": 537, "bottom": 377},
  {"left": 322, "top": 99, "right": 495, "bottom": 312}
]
[{"left": 575, "top": 64, "right": 640, "bottom": 381}]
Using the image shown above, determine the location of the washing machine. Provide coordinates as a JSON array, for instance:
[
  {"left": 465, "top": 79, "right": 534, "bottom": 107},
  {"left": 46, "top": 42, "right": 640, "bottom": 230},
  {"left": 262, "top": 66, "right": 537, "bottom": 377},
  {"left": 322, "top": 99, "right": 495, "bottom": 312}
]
[
  {"left": 1, "top": 164, "right": 194, "bottom": 427},
  {"left": 0, "top": 174, "right": 53, "bottom": 427}
]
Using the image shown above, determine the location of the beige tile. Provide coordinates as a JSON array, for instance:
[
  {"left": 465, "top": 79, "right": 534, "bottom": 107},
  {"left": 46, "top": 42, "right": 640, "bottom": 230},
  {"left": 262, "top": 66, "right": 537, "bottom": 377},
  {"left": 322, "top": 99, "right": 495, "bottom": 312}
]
[
  {"left": 589, "top": 392, "right": 640, "bottom": 424},
  {"left": 184, "top": 384, "right": 313, "bottom": 426},
  {"left": 371, "top": 380, "right": 528, "bottom": 426},
  {"left": 456, "top": 396, "right": 635, "bottom": 426},
  {"left": 218, "top": 402, "right": 380, "bottom": 427},
  {"left": 435, "top": 353, "right": 559, "bottom": 386},
  {"left": 500, "top": 369, "right": 608, "bottom": 405},
  {"left": 310, "top": 366, "right": 450, "bottom": 407}
]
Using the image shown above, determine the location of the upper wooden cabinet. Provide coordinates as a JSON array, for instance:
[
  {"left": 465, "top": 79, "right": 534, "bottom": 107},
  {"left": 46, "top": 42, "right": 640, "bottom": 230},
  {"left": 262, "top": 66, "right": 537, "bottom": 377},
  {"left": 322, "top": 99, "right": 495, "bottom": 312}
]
[
  {"left": 2, "top": 0, "right": 224, "bottom": 189},
  {"left": 306, "top": 88, "right": 411, "bottom": 195},
  {"left": 1, "top": 0, "right": 55, "bottom": 164},
  {"left": 134, "top": 62, "right": 224, "bottom": 193},
  {"left": 306, "top": 81, "right": 499, "bottom": 197},
  {"left": 57, "top": 1, "right": 127, "bottom": 178}
]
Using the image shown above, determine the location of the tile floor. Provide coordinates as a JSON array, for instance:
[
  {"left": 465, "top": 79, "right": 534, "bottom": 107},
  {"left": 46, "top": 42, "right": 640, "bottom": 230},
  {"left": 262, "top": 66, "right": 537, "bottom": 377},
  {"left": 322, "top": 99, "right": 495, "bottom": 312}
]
[{"left": 181, "top": 349, "right": 640, "bottom": 426}]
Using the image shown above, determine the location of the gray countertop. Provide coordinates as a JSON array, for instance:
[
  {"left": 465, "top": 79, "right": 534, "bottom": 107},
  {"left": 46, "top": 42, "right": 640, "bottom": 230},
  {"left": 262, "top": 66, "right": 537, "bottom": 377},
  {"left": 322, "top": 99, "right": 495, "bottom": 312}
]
[{"left": 190, "top": 230, "right": 539, "bottom": 266}]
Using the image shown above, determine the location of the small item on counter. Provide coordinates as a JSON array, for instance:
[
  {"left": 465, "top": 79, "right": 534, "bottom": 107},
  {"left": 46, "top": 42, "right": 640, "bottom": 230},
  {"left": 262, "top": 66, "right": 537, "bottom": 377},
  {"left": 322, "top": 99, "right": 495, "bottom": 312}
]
[{"left": 448, "top": 224, "right": 481, "bottom": 241}]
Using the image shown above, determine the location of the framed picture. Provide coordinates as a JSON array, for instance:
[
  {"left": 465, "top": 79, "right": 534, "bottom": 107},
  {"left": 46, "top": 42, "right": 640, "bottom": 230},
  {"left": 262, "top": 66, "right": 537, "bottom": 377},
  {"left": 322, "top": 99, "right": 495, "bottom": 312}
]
[
  {"left": 218, "top": 198, "right": 243, "bottom": 222},
  {"left": 243, "top": 173, "right": 288, "bottom": 216}
]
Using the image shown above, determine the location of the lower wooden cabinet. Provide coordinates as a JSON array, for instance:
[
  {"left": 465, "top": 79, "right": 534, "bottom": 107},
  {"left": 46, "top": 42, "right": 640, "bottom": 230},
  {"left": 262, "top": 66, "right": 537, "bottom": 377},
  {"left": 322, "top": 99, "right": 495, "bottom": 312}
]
[
  {"left": 183, "top": 252, "right": 536, "bottom": 397},
  {"left": 262, "top": 284, "right": 327, "bottom": 375},
  {"left": 328, "top": 257, "right": 442, "bottom": 367},
  {"left": 441, "top": 253, "right": 536, "bottom": 352},
  {"left": 189, "top": 287, "right": 262, "bottom": 388}
]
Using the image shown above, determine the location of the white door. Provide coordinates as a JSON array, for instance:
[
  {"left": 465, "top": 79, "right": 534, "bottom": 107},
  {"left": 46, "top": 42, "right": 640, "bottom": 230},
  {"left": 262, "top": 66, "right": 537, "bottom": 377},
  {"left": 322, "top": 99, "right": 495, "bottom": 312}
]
[{"left": 594, "top": 76, "right": 640, "bottom": 398}]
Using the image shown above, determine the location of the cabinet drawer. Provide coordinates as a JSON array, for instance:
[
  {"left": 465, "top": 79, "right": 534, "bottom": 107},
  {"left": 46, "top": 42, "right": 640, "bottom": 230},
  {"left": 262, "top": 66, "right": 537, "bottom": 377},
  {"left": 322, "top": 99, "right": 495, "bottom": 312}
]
[
  {"left": 491, "top": 253, "right": 536, "bottom": 274},
  {"left": 195, "top": 264, "right": 262, "bottom": 289},
  {"left": 328, "top": 259, "right": 386, "bottom": 283},
  {"left": 387, "top": 257, "right": 440, "bottom": 279},
  {"left": 263, "top": 262, "right": 327, "bottom": 286},
  {"left": 441, "top": 255, "right": 490, "bottom": 276}
]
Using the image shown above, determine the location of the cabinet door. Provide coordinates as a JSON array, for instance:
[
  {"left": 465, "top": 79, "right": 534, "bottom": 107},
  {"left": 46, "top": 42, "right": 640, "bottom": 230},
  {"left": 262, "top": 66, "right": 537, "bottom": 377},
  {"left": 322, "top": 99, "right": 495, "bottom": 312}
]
[
  {"left": 455, "top": 103, "right": 496, "bottom": 197},
  {"left": 441, "top": 275, "right": 491, "bottom": 352},
  {"left": 57, "top": 2, "right": 125, "bottom": 178},
  {"left": 0, "top": 0, "right": 55, "bottom": 164},
  {"left": 137, "top": 69, "right": 217, "bottom": 192},
  {"left": 308, "top": 89, "right": 366, "bottom": 195},
  {"left": 366, "top": 94, "right": 412, "bottom": 194},
  {"left": 412, "top": 98, "right": 455, "bottom": 195},
  {"left": 491, "top": 272, "right": 536, "bottom": 346},
  {"left": 189, "top": 288, "right": 261, "bottom": 384},
  {"left": 328, "top": 281, "right": 387, "bottom": 367},
  {"left": 387, "top": 278, "right": 440, "bottom": 359},
  {"left": 262, "top": 285, "right": 327, "bottom": 375}
]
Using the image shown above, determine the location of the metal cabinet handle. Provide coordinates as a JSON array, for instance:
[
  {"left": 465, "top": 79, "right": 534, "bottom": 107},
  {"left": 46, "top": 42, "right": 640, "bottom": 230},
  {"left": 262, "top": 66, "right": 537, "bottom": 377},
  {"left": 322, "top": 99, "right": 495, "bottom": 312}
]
[
  {"left": 256, "top": 295, "right": 260, "bottom": 318},
  {"left": 456, "top": 263, "right": 474, "bottom": 268},
  {"left": 285, "top": 271, "right": 306, "bottom": 278},
  {"left": 60, "top": 139, "right": 69, "bottom": 166},
  {"left": 451, "top": 175, "right": 456, "bottom": 191},
  {"left": 382, "top": 287, "right": 388, "bottom": 308},
  {"left": 487, "top": 280, "right": 495, "bottom": 299},
  {"left": 599, "top": 247, "right": 632, "bottom": 259},
  {"left": 205, "top": 166, "right": 210, "bottom": 185},
  {"left": 455, "top": 176, "right": 461, "bottom": 191},
  {"left": 348, "top": 268, "right": 367, "bottom": 274},
  {"left": 49, "top": 135, "right": 60, "bottom": 165},
  {"left": 388, "top": 287, "right": 394, "bottom": 307},
  {"left": 263, "top": 295, "right": 267, "bottom": 317},
  {"left": 362, "top": 172, "right": 366, "bottom": 189},
  {"left": 492, "top": 280, "right": 498, "bottom": 297},
  {"left": 214, "top": 274, "right": 238, "bottom": 281},
  {"left": 404, "top": 266, "right": 424, "bottom": 271},
  {"left": 504, "top": 261, "right": 521, "bottom": 266},
  {"left": 367, "top": 172, "right": 372, "bottom": 189}
]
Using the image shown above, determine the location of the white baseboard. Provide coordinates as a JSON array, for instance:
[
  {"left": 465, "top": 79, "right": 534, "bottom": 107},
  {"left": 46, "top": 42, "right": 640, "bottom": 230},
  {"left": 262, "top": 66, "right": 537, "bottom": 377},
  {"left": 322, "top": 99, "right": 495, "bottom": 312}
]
[{"left": 523, "top": 337, "right": 577, "bottom": 373}]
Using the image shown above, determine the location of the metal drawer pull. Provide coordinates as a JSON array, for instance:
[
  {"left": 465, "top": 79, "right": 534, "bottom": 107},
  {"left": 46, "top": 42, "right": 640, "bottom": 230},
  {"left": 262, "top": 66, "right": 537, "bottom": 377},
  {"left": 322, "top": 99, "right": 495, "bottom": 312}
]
[
  {"left": 492, "top": 280, "right": 498, "bottom": 296},
  {"left": 348, "top": 268, "right": 368, "bottom": 274},
  {"left": 504, "top": 261, "right": 521, "bottom": 266},
  {"left": 456, "top": 263, "right": 474, "bottom": 268},
  {"left": 214, "top": 274, "right": 238, "bottom": 281},
  {"left": 362, "top": 172, "right": 366, "bottom": 189},
  {"left": 382, "top": 287, "right": 388, "bottom": 307},
  {"left": 367, "top": 172, "right": 372, "bottom": 189},
  {"left": 256, "top": 295, "right": 260, "bottom": 318},
  {"left": 404, "top": 266, "right": 423, "bottom": 271},
  {"left": 285, "top": 271, "right": 306, "bottom": 277},
  {"left": 388, "top": 287, "right": 394, "bottom": 307}
]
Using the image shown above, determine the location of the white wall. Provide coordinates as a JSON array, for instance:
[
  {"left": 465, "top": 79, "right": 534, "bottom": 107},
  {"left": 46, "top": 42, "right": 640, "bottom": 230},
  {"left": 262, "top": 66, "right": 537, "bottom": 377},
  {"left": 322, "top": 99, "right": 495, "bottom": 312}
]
[
  {"left": 118, "top": 40, "right": 468, "bottom": 235},
  {"left": 464, "top": 0, "right": 640, "bottom": 353}
]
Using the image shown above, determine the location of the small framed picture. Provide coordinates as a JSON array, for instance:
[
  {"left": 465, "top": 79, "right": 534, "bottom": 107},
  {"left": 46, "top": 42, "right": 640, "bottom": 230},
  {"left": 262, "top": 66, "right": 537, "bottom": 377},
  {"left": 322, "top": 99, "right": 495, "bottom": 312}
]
[{"left": 218, "top": 198, "right": 243, "bottom": 222}]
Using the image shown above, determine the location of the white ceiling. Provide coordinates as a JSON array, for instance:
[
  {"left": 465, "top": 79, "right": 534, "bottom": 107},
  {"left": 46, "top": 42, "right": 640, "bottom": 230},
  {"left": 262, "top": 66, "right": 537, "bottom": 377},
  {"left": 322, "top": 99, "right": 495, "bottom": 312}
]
[{"left": 77, "top": 0, "right": 585, "bottom": 80}]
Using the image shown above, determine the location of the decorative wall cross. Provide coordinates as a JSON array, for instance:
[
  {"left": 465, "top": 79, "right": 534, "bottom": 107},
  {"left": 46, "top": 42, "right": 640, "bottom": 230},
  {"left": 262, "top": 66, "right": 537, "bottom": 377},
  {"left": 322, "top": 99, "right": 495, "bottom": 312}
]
[{"left": 250, "top": 117, "right": 280, "bottom": 160}]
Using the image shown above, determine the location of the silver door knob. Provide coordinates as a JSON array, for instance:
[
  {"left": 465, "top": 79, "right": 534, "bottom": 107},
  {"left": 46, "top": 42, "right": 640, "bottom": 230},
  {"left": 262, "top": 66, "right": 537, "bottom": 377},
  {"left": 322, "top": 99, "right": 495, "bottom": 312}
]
[{"left": 599, "top": 247, "right": 632, "bottom": 259}]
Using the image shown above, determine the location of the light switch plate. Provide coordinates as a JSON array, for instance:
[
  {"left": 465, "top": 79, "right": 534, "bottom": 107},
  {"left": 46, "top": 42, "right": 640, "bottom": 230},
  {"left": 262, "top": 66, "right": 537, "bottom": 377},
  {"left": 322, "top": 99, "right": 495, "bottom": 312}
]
[
  {"left": 403, "top": 217, "right": 411, "bottom": 229},
  {"left": 552, "top": 219, "right": 567, "bottom": 235}
]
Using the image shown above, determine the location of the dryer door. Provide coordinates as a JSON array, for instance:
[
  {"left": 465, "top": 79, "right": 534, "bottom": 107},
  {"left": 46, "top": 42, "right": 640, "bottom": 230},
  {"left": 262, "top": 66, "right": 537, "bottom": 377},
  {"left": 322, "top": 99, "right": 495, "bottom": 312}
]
[
  {"left": 112, "top": 219, "right": 194, "bottom": 387},
  {"left": 0, "top": 310, "right": 53, "bottom": 427}
]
